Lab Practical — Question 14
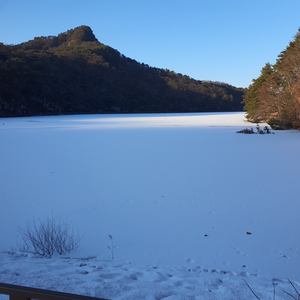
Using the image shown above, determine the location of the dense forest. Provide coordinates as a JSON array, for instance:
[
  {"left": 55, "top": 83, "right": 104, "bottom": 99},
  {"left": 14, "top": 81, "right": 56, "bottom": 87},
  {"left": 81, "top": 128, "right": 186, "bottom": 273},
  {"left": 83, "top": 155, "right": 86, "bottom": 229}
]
[
  {"left": 0, "top": 26, "right": 245, "bottom": 117},
  {"left": 243, "top": 28, "right": 300, "bottom": 129}
]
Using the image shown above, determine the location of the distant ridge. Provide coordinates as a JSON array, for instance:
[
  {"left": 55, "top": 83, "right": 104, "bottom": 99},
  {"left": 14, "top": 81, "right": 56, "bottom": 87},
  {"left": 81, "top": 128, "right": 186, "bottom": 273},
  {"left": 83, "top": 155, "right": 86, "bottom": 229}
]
[{"left": 0, "top": 26, "right": 245, "bottom": 117}]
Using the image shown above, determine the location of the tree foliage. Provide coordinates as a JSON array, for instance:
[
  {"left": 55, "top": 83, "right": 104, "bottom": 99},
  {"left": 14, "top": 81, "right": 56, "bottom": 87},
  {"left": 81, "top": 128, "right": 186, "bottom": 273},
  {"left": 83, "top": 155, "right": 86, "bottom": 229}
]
[
  {"left": 0, "top": 26, "right": 245, "bottom": 117},
  {"left": 243, "top": 28, "right": 300, "bottom": 129}
]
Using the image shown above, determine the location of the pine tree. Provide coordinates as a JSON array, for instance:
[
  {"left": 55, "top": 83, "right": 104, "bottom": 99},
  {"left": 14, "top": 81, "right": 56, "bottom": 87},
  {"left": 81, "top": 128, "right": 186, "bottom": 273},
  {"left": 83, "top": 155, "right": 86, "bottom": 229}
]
[{"left": 243, "top": 63, "right": 273, "bottom": 121}]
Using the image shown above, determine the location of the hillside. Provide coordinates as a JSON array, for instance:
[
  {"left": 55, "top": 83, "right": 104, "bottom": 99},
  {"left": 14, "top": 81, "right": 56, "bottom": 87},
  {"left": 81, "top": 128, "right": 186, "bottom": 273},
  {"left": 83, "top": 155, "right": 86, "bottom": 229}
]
[{"left": 0, "top": 26, "right": 245, "bottom": 116}]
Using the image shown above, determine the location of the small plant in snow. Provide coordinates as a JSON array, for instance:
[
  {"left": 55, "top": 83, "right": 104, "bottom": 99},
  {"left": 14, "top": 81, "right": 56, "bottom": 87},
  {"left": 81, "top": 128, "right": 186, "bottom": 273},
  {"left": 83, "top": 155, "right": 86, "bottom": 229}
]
[
  {"left": 108, "top": 234, "right": 116, "bottom": 259},
  {"left": 17, "top": 215, "right": 83, "bottom": 257},
  {"left": 236, "top": 128, "right": 255, "bottom": 134},
  {"left": 263, "top": 126, "right": 271, "bottom": 134},
  {"left": 237, "top": 125, "right": 273, "bottom": 134},
  {"left": 256, "top": 124, "right": 264, "bottom": 134}
]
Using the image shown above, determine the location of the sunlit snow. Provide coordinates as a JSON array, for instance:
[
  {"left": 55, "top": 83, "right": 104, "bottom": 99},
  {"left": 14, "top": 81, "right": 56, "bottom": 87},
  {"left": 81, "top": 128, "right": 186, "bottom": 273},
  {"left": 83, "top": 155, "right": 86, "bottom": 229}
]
[{"left": 1, "top": 112, "right": 299, "bottom": 300}]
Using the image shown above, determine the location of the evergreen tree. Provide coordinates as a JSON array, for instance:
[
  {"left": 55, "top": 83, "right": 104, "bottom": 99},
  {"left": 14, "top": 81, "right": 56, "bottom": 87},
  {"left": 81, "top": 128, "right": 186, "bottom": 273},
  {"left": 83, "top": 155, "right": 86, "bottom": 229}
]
[{"left": 243, "top": 63, "right": 273, "bottom": 121}]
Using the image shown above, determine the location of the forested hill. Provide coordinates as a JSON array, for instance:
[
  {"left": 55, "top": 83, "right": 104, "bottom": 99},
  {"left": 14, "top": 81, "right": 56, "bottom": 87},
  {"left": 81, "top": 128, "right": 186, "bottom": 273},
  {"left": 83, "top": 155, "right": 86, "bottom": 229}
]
[{"left": 0, "top": 25, "right": 245, "bottom": 117}]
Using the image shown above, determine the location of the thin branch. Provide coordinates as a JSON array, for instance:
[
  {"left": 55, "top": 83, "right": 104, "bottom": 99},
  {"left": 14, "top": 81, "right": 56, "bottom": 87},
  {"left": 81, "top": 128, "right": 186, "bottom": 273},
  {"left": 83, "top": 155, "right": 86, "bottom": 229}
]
[{"left": 283, "top": 290, "right": 297, "bottom": 300}]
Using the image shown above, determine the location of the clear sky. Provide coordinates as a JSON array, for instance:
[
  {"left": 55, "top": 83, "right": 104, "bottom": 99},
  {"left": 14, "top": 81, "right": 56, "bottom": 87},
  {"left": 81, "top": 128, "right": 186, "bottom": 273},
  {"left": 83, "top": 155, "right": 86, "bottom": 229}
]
[{"left": 1, "top": 0, "right": 300, "bottom": 88}]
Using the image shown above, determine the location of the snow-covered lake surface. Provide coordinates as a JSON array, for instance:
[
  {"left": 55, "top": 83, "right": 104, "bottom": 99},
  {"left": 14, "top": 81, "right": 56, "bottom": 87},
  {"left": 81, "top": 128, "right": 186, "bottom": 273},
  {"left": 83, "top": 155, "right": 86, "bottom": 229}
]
[{"left": 1, "top": 112, "right": 299, "bottom": 299}]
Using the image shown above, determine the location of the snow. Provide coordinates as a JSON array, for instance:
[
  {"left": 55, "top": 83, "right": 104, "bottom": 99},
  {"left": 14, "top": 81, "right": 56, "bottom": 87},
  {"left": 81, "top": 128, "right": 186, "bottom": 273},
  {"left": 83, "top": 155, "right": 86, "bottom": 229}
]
[{"left": 0, "top": 112, "right": 299, "bottom": 300}]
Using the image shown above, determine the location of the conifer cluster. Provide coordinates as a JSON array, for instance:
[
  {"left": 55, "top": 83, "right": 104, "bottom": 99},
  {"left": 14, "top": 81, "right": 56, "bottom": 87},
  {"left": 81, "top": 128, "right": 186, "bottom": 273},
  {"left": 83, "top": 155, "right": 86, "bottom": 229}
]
[{"left": 243, "top": 29, "right": 300, "bottom": 129}]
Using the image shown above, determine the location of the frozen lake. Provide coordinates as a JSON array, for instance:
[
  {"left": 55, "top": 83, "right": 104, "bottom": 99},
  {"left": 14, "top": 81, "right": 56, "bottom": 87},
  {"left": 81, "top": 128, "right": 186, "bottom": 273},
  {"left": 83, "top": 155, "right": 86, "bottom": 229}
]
[{"left": 1, "top": 112, "right": 299, "bottom": 299}]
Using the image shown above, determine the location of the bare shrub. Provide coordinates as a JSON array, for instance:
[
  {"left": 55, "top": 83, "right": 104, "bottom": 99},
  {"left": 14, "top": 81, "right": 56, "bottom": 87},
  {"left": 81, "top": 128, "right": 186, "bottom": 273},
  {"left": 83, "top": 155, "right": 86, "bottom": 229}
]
[{"left": 18, "top": 215, "right": 83, "bottom": 257}]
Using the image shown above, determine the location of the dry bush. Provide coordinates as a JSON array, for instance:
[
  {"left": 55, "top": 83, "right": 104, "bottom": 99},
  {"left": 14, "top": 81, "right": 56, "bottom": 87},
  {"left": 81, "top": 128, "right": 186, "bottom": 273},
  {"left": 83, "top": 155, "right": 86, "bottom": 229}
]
[{"left": 18, "top": 215, "right": 82, "bottom": 257}]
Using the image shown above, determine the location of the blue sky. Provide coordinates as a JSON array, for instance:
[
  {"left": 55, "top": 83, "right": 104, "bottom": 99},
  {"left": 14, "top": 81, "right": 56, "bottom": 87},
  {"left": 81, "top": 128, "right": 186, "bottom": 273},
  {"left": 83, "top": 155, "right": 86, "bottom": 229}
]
[{"left": 1, "top": 0, "right": 300, "bottom": 88}]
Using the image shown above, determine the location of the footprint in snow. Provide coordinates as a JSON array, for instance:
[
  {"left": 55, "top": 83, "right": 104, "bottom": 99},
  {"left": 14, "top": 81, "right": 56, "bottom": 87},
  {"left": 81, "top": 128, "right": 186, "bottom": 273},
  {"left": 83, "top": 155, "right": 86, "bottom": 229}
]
[{"left": 129, "top": 272, "right": 143, "bottom": 280}]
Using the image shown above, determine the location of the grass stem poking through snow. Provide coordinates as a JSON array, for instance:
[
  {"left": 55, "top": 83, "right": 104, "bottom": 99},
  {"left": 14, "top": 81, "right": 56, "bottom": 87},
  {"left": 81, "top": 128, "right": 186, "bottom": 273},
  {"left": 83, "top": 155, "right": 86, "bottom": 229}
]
[
  {"left": 273, "top": 283, "right": 276, "bottom": 300},
  {"left": 244, "top": 278, "right": 300, "bottom": 300},
  {"left": 108, "top": 234, "right": 115, "bottom": 259},
  {"left": 243, "top": 279, "right": 261, "bottom": 300},
  {"left": 283, "top": 279, "right": 300, "bottom": 300}
]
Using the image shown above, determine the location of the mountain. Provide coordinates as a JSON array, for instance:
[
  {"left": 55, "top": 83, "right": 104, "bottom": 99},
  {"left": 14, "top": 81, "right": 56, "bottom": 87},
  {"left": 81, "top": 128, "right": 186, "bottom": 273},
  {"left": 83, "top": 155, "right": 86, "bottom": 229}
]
[{"left": 0, "top": 25, "right": 245, "bottom": 116}]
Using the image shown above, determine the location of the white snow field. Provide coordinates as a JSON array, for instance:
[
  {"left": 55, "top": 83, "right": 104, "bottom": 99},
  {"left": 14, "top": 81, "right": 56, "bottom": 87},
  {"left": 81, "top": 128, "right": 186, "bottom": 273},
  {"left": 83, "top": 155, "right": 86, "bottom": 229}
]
[{"left": 0, "top": 112, "right": 300, "bottom": 300}]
